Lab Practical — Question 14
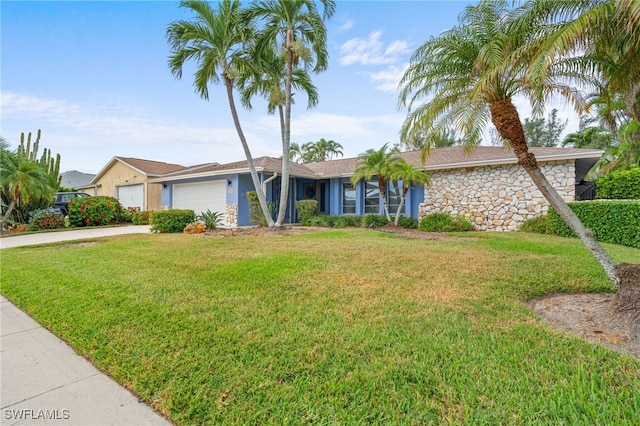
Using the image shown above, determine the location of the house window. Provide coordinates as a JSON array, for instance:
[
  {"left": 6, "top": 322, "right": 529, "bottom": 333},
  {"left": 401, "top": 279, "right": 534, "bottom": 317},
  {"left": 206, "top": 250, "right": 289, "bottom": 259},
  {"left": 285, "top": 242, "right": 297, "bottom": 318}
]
[
  {"left": 342, "top": 182, "right": 356, "bottom": 215},
  {"left": 387, "top": 180, "right": 402, "bottom": 215},
  {"left": 364, "top": 181, "right": 380, "bottom": 214}
]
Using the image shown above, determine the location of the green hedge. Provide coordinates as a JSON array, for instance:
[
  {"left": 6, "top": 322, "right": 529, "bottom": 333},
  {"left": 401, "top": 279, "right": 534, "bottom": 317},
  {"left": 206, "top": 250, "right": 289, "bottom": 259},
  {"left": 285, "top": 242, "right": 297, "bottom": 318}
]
[
  {"left": 418, "top": 213, "right": 474, "bottom": 232},
  {"left": 150, "top": 209, "right": 195, "bottom": 233},
  {"left": 296, "top": 199, "right": 318, "bottom": 225},
  {"left": 595, "top": 165, "right": 640, "bottom": 199},
  {"left": 547, "top": 200, "right": 640, "bottom": 248}
]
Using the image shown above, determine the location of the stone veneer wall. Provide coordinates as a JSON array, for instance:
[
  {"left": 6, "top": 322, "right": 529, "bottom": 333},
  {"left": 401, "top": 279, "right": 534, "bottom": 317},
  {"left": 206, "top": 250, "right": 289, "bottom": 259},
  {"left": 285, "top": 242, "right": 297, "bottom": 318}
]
[
  {"left": 419, "top": 161, "right": 575, "bottom": 231},
  {"left": 225, "top": 203, "right": 238, "bottom": 228}
]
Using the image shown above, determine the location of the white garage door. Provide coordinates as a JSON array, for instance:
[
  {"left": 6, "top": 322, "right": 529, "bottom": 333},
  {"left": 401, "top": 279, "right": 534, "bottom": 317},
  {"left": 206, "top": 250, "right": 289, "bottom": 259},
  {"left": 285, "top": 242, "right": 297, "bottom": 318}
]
[
  {"left": 173, "top": 180, "right": 227, "bottom": 218},
  {"left": 117, "top": 184, "right": 144, "bottom": 210}
]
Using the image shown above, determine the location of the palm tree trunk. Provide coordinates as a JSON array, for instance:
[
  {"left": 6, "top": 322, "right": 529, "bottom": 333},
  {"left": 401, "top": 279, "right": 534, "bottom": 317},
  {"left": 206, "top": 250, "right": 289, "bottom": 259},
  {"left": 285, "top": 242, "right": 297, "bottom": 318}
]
[
  {"left": 0, "top": 199, "right": 17, "bottom": 228},
  {"left": 394, "top": 186, "right": 409, "bottom": 226},
  {"left": 275, "top": 29, "right": 294, "bottom": 227},
  {"left": 378, "top": 177, "right": 392, "bottom": 222},
  {"left": 224, "top": 77, "right": 274, "bottom": 227},
  {"left": 490, "top": 98, "right": 619, "bottom": 287}
]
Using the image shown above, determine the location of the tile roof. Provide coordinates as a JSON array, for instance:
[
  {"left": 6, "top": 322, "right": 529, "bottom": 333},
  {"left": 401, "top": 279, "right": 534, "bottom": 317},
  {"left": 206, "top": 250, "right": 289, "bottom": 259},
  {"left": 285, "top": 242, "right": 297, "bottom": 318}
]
[
  {"left": 115, "top": 157, "right": 186, "bottom": 176},
  {"left": 151, "top": 146, "right": 603, "bottom": 182}
]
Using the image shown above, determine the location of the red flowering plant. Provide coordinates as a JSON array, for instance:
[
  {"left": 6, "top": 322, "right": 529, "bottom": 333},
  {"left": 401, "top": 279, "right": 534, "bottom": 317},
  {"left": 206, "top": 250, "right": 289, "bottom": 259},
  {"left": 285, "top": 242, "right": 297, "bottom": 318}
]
[{"left": 68, "top": 196, "right": 123, "bottom": 227}]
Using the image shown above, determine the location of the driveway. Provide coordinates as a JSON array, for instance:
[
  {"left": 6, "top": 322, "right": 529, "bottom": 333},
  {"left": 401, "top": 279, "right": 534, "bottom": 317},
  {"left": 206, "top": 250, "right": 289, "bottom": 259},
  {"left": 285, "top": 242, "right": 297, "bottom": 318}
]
[{"left": 0, "top": 225, "right": 152, "bottom": 249}]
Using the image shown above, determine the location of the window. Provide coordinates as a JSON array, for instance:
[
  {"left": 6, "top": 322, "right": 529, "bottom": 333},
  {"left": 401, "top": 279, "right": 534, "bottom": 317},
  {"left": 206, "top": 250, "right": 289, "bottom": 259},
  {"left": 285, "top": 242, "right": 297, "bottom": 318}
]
[
  {"left": 342, "top": 182, "right": 356, "bottom": 215},
  {"left": 364, "top": 181, "right": 380, "bottom": 214},
  {"left": 387, "top": 180, "right": 402, "bottom": 215}
]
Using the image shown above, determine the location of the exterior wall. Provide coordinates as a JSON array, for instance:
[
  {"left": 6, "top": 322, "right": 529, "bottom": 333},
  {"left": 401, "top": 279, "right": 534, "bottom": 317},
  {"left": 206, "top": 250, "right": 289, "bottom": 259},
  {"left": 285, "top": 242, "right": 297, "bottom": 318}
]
[
  {"left": 92, "top": 162, "right": 163, "bottom": 211},
  {"left": 419, "top": 161, "right": 575, "bottom": 231}
]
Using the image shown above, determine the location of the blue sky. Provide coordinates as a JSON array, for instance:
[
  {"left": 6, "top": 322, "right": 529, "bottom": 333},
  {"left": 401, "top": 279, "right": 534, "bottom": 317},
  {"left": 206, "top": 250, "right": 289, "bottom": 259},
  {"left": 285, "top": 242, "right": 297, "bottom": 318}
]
[{"left": 1, "top": 0, "right": 580, "bottom": 174}]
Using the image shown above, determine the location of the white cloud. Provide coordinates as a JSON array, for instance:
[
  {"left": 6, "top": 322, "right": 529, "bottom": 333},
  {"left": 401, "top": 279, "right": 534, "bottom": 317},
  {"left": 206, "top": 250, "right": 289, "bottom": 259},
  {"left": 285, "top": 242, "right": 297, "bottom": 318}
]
[
  {"left": 337, "top": 18, "right": 354, "bottom": 32},
  {"left": 368, "top": 63, "right": 409, "bottom": 94},
  {"left": 339, "top": 31, "right": 410, "bottom": 66}
]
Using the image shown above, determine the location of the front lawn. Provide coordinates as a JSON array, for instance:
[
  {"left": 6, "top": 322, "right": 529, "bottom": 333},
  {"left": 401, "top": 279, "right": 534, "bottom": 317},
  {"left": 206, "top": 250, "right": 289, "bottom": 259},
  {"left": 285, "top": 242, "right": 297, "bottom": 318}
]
[{"left": 2, "top": 230, "right": 639, "bottom": 424}]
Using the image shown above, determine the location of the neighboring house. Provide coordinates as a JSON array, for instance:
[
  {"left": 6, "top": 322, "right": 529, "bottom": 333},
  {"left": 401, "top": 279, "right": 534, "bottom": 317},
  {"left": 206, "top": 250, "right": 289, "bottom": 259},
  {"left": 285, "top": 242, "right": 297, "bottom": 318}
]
[
  {"left": 84, "top": 157, "right": 187, "bottom": 211},
  {"left": 150, "top": 146, "right": 603, "bottom": 231},
  {"left": 59, "top": 170, "right": 96, "bottom": 189}
]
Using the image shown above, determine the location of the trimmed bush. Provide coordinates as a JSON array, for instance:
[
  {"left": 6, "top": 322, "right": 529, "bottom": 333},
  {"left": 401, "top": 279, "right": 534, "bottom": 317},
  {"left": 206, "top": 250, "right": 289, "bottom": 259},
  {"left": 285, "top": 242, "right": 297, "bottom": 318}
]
[
  {"left": 28, "top": 209, "right": 65, "bottom": 231},
  {"left": 132, "top": 211, "right": 151, "bottom": 225},
  {"left": 296, "top": 199, "right": 318, "bottom": 225},
  {"left": 397, "top": 216, "right": 419, "bottom": 230},
  {"left": 120, "top": 207, "right": 140, "bottom": 223},
  {"left": 547, "top": 200, "right": 640, "bottom": 248},
  {"left": 419, "top": 213, "right": 474, "bottom": 232},
  {"left": 362, "top": 214, "right": 389, "bottom": 228},
  {"left": 150, "top": 209, "right": 195, "bottom": 233},
  {"left": 68, "top": 196, "right": 122, "bottom": 227},
  {"left": 519, "top": 215, "right": 551, "bottom": 235},
  {"left": 595, "top": 166, "right": 640, "bottom": 199}
]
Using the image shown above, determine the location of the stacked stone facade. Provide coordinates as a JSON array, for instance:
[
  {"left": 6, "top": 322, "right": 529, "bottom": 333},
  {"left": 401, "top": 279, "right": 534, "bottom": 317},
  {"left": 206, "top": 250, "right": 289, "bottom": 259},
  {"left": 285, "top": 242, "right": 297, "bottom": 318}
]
[
  {"left": 419, "top": 161, "right": 575, "bottom": 231},
  {"left": 225, "top": 203, "right": 238, "bottom": 228}
]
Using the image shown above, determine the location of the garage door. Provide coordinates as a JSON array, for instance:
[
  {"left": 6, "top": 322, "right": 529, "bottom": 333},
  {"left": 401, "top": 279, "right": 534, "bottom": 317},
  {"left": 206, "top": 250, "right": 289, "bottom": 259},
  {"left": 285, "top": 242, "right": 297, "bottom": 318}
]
[
  {"left": 173, "top": 180, "right": 227, "bottom": 218},
  {"left": 117, "top": 184, "right": 144, "bottom": 210}
]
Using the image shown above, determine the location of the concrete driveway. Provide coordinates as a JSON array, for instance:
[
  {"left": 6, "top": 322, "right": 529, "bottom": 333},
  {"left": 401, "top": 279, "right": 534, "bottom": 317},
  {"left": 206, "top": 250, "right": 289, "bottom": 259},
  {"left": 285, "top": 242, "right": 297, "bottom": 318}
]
[{"left": 0, "top": 225, "right": 152, "bottom": 249}]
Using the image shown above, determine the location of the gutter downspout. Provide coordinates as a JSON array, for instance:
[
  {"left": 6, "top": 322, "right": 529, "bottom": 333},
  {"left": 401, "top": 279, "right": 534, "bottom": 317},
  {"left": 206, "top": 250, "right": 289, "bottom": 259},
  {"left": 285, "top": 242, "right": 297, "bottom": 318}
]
[{"left": 262, "top": 173, "right": 278, "bottom": 198}]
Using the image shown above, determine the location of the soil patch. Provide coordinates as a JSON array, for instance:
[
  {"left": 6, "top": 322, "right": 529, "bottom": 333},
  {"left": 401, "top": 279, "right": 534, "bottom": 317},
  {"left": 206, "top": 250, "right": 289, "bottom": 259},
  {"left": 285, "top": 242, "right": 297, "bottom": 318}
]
[{"left": 529, "top": 263, "right": 640, "bottom": 360}]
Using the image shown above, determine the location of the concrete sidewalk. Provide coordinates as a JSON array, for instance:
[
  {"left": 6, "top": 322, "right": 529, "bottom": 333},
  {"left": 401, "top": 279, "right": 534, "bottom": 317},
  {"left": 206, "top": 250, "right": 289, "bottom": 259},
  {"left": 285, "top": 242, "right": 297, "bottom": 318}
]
[{"left": 1, "top": 226, "right": 171, "bottom": 425}]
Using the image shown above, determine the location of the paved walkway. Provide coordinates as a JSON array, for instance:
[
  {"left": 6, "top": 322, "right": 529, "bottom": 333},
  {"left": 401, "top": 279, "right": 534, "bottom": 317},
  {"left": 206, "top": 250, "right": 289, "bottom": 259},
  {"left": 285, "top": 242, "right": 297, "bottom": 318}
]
[{"left": 1, "top": 226, "right": 171, "bottom": 425}]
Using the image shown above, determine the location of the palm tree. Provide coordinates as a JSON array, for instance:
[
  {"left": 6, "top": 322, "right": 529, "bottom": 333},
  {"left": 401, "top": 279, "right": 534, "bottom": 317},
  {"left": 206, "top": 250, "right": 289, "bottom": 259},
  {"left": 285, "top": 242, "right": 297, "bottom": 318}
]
[
  {"left": 389, "top": 159, "right": 430, "bottom": 226},
  {"left": 238, "top": 46, "right": 319, "bottom": 150},
  {"left": 245, "top": 0, "right": 335, "bottom": 226},
  {"left": 398, "top": 0, "right": 619, "bottom": 285},
  {"left": 312, "top": 138, "right": 343, "bottom": 161},
  {"left": 166, "top": 0, "right": 274, "bottom": 227},
  {"left": 351, "top": 143, "right": 400, "bottom": 222},
  {"left": 0, "top": 150, "right": 55, "bottom": 228}
]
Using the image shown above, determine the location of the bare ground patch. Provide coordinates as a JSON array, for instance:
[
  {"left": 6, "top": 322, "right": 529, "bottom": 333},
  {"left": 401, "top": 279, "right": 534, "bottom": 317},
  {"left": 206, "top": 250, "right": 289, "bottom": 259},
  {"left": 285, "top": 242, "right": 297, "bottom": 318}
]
[{"left": 529, "top": 263, "right": 640, "bottom": 360}]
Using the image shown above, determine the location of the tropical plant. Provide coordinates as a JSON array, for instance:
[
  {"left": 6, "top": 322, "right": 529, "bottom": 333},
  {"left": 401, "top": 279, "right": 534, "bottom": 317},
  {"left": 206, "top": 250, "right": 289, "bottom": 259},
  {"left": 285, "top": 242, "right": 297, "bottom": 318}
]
[
  {"left": 419, "top": 213, "right": 474, "bottom": 232},
  {"left": 245, "top": 0, "right": 335, "bottom": 226},
  {"left": 0, "top": 146, "right": 56, "bottom": 229},
  {"left": 351, "top": 143, "right": 400, "bottom": 222},
  {"left": 389, "top": 159, "right": 430, "bottom": 226},
  {"left": 197, "top": 209, "right": 224, "bottom": 229},
  {"left": 562, "top": 116, "right": 616, "bottom": 150},
  {"left": 295, "top": 199, "right": 318, "bottom": 225},
  {"left": 167, "top": 0, "right": 274, "bottom": 227},
  {"left": 290, "top": 138, "right": 343, "bottom": 163},
  {"left": 398, "top": 0, "right": 619, "bottom": 285}
]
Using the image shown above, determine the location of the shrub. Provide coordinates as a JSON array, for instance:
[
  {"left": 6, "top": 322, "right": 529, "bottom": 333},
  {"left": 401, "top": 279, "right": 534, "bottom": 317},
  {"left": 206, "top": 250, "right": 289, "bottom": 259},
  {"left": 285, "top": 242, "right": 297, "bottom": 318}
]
[
  {"left": 519, "top": 215, "right": 551, "bottom": 234},
  {"left": 120, "top": 207, "right": 140, "bottom": 223},
  {"left": 296, "top": 199, "right": 318, "bottom": 225},
  {"left": 150, "top": 209, "right": 195, "bottom": 233},
  {"left": 246, "top": 191, "right": 276, "bottom": 226},
  {"left": 419, "top": 213, "right": 474, "bottom": 232},
  {"left": 397, "top": 216, "right": 419, "bottom": 230},
  {"left": 362, "top": 214, "right": 389, "bottom": 228},
  {"left": 28, "top": 209, "right": 65, "bottom": 231},
  {"left": 198, "top": 209, "right": 223, "bottom": 229},
  {"left": 547, "top": 200, "right": 640, "bottom": 248},
  {"left": 132, "top": 211, "right": 151, "bottom": 225},
  {"left": 595, "top": 165, "right": 640, "bottom": 199},
  {"left": 68, "top": 196, "right": 122, "bottom": 227}
]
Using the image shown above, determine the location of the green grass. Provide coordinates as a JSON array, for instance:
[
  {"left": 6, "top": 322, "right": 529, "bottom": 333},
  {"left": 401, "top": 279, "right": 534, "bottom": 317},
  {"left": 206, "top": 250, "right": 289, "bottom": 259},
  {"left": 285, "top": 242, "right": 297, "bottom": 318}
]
[{"left": 2, "top": 230, "right": 639, "bottom": 425}]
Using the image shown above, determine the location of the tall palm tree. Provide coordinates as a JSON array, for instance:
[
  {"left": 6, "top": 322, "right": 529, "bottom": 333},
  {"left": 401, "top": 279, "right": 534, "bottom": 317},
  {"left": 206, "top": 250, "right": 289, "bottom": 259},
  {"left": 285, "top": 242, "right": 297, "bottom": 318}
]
[
  {"left": 166, "top": 0, "right": 274, "bottom": 227},
  {"left": 398, "top": 0, "right": 619, "bottom": 285},
  {"left": 246, "top": 0, "right": 335, "bottom": 226},
  {"left": 389, "top": 160, "right": 430, "bottom": 226},
  {"left": 312, "top": 138, "right": 343, "bottom": 161},
  {"left": 351, "top": 143, "right": 400, "bottom": 222}
]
